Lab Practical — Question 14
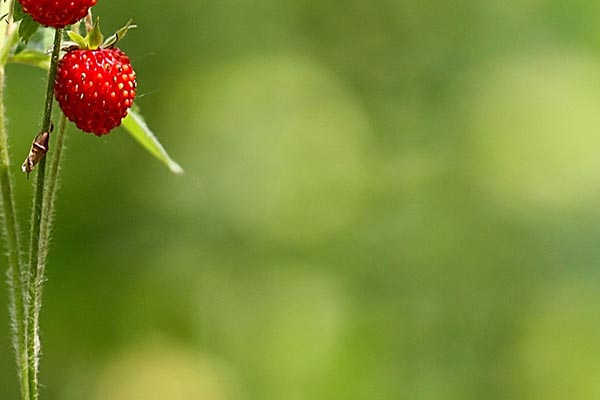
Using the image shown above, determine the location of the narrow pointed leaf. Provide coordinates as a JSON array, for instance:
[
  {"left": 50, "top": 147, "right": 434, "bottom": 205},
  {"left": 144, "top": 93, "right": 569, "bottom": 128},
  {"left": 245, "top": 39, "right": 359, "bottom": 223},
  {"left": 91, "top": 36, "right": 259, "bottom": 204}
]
[{"left": 121, "top": 110, "right": 183, "bottom": 174}]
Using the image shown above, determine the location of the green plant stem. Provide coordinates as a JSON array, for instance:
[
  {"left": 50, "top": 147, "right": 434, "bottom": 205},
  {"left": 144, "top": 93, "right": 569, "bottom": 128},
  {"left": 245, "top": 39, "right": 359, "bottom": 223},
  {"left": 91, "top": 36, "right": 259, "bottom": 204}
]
[
  {"left": 0, "top": 1, "right": 29, "bottom": 399},
  {"left": 39, "top": 112, "right": 67, "bottom": 267},
  {"left": 26, "top": 27, "right": 63, "bottom": 400},
  {"left": 0, "top": 46, "right": 29, "bottom": 400}
]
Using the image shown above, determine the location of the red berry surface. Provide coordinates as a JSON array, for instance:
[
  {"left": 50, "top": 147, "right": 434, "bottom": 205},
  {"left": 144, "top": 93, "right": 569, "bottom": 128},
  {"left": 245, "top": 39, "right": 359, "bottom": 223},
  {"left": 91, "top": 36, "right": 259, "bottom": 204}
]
[
  {"left": 18, "top": 0, "right": 97, "bottom": 28},
  {"left": 54, "top": 48, "right": 137, "bottom": 136}
]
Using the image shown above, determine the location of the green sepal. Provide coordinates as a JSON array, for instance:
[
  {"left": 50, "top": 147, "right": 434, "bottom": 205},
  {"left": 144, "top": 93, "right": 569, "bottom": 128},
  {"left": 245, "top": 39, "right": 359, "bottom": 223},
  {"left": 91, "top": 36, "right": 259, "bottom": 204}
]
[
  {"left": 12, "top": 1, "right": 26, "bottom": 22},
  {"left": 17, "top": 14, "right": 39, "bottom": 43},
  {"left": 14, "top": 1, "right": 41, "bottom": 43},
  {"left": 15, "top": 24, "right": 54, "bottom": 54},
  {"left": 86, "top": 17, "right": 103, "bottom": 49},
  {"left": 102, "top": 19, "right": 137, "bottom": 49},
  {"left": 62, "top": 18, "right": 137, "bottom": 51},
  {"left": 67, "top": 31, "right": 87, "bottom": 49}
]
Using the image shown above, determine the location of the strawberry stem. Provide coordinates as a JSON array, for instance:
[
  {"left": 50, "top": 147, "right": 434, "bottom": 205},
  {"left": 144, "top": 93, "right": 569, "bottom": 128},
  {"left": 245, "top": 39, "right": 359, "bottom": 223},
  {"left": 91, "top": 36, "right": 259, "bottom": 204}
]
[{"left": 26, "top": 27, "right": 63, "bottom": 400}]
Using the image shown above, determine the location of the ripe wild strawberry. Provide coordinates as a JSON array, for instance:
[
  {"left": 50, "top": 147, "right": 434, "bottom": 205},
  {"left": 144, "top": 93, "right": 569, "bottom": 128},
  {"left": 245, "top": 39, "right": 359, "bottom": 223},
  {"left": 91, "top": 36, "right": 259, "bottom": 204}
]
[
  {"left": 18, "top": 0, "right": 97, "bottom": 28},
  {"left": 54, "top": 48, "right": 137, "bottom": 136}
]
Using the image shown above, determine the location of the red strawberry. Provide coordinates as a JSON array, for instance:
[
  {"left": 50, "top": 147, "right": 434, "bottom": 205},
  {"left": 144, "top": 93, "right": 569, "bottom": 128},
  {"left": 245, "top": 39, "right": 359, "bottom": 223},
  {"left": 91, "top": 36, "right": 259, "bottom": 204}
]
[
  {"left": 54, "top": 48, "right": 137, "bottom": 136},
  {"left": 18, "top": 0, "right": 97, "bottom": 28}
]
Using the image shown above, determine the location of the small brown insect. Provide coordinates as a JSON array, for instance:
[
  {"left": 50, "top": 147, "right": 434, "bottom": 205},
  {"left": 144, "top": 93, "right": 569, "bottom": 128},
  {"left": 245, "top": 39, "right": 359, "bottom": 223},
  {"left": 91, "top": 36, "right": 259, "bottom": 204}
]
[{"left": 22, "top": 123, "right": 53, "bottom": 178}]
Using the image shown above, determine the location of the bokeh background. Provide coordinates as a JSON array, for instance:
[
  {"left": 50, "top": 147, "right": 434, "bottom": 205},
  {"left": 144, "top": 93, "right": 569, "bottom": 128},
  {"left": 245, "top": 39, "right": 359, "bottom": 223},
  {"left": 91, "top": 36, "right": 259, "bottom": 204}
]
[{"left": 2, "top": 0, "right": 600, "bottom": 399}]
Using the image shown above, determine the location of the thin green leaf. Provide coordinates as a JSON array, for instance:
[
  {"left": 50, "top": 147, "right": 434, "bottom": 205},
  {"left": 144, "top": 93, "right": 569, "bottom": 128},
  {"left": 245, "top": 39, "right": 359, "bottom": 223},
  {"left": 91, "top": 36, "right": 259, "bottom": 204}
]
[
  {"left": 8, "top": 49, "right": 50, "bottom": 69},
  {"left": 122, "top": 110, "right": 183, "bottom": 174}
]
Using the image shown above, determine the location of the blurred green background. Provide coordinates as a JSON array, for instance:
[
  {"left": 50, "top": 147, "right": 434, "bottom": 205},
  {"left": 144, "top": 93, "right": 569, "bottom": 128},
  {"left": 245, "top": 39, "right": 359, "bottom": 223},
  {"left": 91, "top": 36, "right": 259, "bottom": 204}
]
[{"left": 3, "top": 0, "right": 600, "bottom": 399}]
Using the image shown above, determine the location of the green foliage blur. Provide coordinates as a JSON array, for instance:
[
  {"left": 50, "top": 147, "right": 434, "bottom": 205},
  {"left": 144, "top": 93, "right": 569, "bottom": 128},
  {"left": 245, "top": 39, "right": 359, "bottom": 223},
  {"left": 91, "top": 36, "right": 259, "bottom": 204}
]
[{"left": 3, "top": 0, "right": 600, "bottom": 398}]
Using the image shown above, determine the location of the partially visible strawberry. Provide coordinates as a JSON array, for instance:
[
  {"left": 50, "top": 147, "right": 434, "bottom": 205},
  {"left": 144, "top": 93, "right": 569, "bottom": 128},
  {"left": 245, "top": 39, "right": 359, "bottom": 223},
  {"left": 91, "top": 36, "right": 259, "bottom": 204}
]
[
  {"left": 55, "top": 48, "right": 136, "bottom": 136},
  {"left": 18, "top": 0, "right": 97, "bottom": 28}
]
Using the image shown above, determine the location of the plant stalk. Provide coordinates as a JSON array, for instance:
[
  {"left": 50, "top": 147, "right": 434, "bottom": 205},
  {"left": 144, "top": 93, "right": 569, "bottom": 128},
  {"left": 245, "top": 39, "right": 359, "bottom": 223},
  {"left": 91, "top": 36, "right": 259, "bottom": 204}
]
[
  {"left": 26, "top": 27, "right": 63, "bottom": 400},
  {"left": 0, "top": 0, "right": 29, "bottom": 398},
  {"left": 39, "top": 112, "right": 67, "bottom": 267},
  {"left": 0, "top": 43, "right": 29, "bottom": 400}
]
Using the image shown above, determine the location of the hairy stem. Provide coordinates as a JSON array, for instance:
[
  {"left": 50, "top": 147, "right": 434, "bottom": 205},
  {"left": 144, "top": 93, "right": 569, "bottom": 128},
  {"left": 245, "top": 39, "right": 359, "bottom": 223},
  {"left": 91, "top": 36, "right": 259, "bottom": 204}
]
[
  {"left": 39, "top": 112, "right": 67, "bottom": 267},
  {"left": 0, "top": 1, "right": 29, "bottom": 399},
  {"left": 27, "top": 27, "right": 63, "bottom": 400},
  {"left": 0, "top": 42, "right": 29, "bottom": 400}
]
